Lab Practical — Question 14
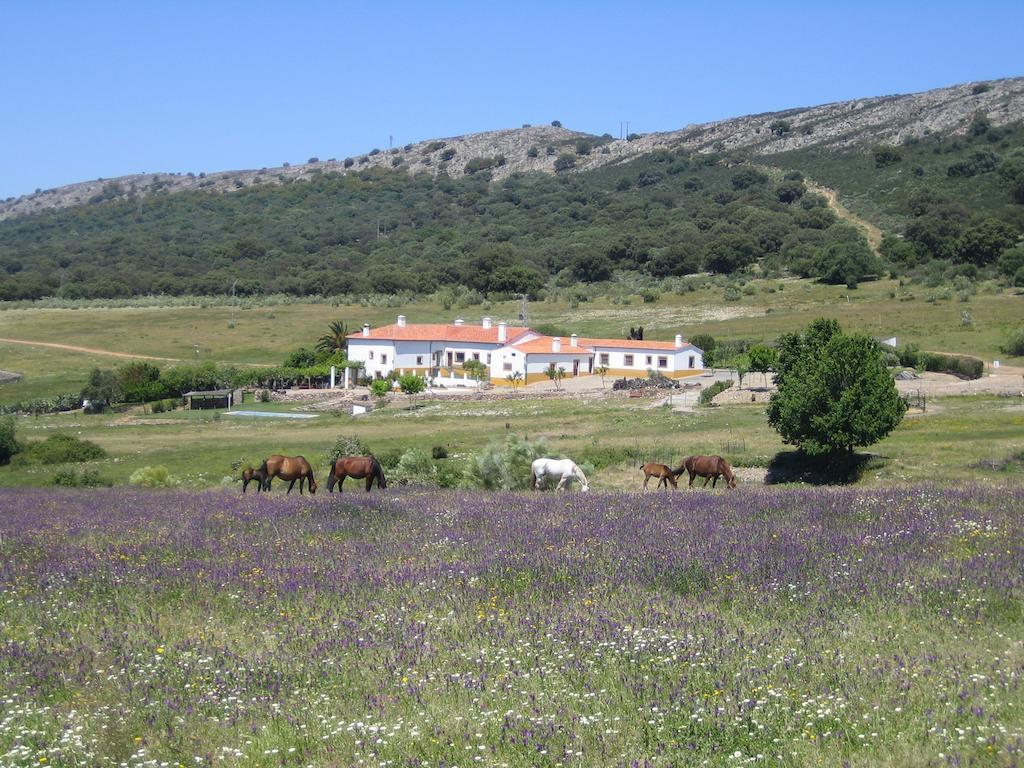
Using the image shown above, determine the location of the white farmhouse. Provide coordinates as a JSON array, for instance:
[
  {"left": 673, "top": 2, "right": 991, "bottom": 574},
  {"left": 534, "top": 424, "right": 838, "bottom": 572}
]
[{"left": 345, "top": 315, "right": 704, "bottom": 387}]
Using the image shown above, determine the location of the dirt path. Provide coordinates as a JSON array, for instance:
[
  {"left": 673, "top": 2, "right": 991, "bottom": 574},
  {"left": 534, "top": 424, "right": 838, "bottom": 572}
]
[
  {"left": 806, "top": 181, "right": 884, "bottom": 251},
  {"left": 0, "top": 337, "right": 181, "bottom": 362}
]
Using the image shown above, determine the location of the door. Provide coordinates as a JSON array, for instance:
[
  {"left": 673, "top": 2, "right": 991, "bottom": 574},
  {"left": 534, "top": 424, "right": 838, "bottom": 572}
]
[
  {"left": 447, "top": 351, "right": 453, "bottom": 368},
  {"left": 572, "top": 359, "right": 580, "bottom": 376}
]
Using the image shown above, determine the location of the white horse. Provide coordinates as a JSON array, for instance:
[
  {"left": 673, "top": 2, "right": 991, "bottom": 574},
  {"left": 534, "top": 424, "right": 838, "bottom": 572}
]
[{"left": 530, "top": 458, "right": 590, "bottom": 492}]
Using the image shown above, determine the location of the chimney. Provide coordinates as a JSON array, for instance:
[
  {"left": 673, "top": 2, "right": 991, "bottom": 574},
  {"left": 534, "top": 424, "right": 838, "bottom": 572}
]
[
  {"left": 675, "top": 334, "right": 683, "bottom": 348},
  {"left": 362, "top": 323, "right": 370, "bottom": 337},
  {"left": 552, "top": 336, "right": 562, "bottom": 353},
  {"left": 570, "top": 333, "right": 578, "bottom": 348},
  {"left": 497, "top": 321, "right": 507, "bottom": 343},
  {"left": 397, "top": 314, "right": 407, "bottom": 327},
  {"left": 482, "top": 316, "right": 492, "bottom": 329},
  {"left": 454, "top": 317, "right": 464, "bottom": 326}
]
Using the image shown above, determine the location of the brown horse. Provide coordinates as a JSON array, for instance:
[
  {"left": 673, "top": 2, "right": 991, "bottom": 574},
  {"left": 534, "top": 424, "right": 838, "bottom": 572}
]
[
  {"left": 678, "top": 455, "right": 737, "bottom": 489},
  {"left": 260, "top": 455, "right": 317, "bottom": 494},
  {"left": 326, "top": 455, "right": 387, "bottom": 492},
  {"left": 241, "top": 466, "right": 267, "bottom": 493},
  {"left": 640, "top": 462, "right": 679, "bottom": 490}
]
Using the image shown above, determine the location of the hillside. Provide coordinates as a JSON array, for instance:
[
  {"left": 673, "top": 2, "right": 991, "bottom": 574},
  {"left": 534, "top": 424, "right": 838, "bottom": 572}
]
[
  {"left": 0, "top": 77, "right": 1022, "bottom": 300},
  {"left": 3, "top": 77, "right": 1021, "bottom": 222}
]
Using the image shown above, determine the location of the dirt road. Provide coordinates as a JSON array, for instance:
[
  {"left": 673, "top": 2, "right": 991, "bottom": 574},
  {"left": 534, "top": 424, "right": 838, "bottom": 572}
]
[{"left": 0, "top": 337, "right": 181, "bottom": 362}]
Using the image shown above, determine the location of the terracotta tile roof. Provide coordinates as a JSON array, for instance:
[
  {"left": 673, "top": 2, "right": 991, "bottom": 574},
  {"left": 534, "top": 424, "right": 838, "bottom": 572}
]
[
  {"left": 512, "top": 337, "right": 592, "bottom": 355},
  {"left": 577, "top": 337, "right": 694, "bottom": 351},
  {"left": 348, "top": 323, "right": 530, "bottom": 344}
]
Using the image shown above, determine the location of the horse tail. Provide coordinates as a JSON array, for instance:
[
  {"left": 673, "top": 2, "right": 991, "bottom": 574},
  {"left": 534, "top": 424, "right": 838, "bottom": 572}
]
[{"left": 529, "top": 467, "right": 537, "bottom": 490}]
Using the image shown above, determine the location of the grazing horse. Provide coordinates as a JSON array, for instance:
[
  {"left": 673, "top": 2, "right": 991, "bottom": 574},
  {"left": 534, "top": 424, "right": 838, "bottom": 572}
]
[
  {"left": 678, "top": 455, "right": 737, "bottom": 489},
  {"left": 241, "top": 466, "right": 267, "bottom": 493},
  {"left": 640, "top": 462, "right": 679, "bottom": 490},
  {"left": 326, "top": 455, "right": 387, "bottom": 492},
  {"left": 530, "top": 458, "right": 590, "bottom": 492},
  {"left": 261, "top": 454, "right": 317, "bottom": 494}
]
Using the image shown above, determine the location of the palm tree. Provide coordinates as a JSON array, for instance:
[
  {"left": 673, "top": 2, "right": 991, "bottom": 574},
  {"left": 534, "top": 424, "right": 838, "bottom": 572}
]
[{"left": 316, "top": 320, "right": 349, "bottom": 355}]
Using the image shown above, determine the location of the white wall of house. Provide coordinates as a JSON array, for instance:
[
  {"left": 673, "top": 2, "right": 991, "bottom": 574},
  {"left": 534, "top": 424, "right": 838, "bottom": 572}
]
[
  {"left": 346, "top": 340, "right": 398, "bottom": 379},
  {"left": 589, "top": 346, "right": 703, "bottom": 374}
]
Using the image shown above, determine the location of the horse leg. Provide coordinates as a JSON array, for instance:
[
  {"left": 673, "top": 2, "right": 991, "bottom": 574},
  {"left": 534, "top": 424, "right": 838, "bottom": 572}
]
[
  {"left": 287, "top": 478, "right": 296, "bottom": 494},
  {"left": 299, "top": 477, "right": 306, "bottom": 495},
  {"left": 556, "top": 474, "right": 570, "bottom": 491},
  {"left": 711, "top": 474, "right": 718, "bottom": 489},
  {"left": 366, "top": 475, "right": 372, "bottom": 492},
  {"left": 688, "top": 472, "right": 695, "bottom": 488},
  {"left": 338, "top": 475, "right": 345, "bottom": 493},
  {"left": 643, "top": 474, "right": 650, "bottom": 491},
  {"left": 702, "top": 475, "right": 711, "bottom": 488}
]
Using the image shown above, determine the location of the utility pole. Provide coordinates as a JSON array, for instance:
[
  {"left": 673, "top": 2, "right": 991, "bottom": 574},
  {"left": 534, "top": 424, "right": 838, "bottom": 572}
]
[
  {"left": 518, "top": 294, "right": 528, "bottom": 326},
  {"left": 619, "top": 121, "right": 631, "bottom": 140}
]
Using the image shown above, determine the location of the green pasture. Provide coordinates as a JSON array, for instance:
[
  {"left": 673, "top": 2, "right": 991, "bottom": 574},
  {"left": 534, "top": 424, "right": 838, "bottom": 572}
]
[
  {"left": 2, "top": 393, "right": 1021, "bottom": 490},
  {"left": 0, "top": 278, "right": 1022, "bottom": 408}
]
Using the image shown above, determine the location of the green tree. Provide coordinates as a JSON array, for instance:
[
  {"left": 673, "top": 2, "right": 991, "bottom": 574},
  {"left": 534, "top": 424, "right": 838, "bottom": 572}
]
[
  {"left": 956, "top": 218, "right": 1018, "bottom": 266},
  {"left": 369, "top": 378, "right": 392, "bottom": 399},
  {"left": 873, "top": 145, "right": 902, "bottom": 168},
  {"left": 997, "top": 154, "right": 1024, "bottom": 203},
  {"left": 0, "top": 415, "right": 17, "bottom": 465},
  {"left": 553, "top": 153, "right": 576, "bottom": 172},
  {"left": 544, "top": 365, "right": 566, "bottom": 390},
  {"left": 595, "top": 365, "right": 610, "bottom": 389},
  {"left": 505, "top": 371, "right": 524, "bottom": 393},
  {"left": 81, "top": 368, "right": 121, "bottom": 411},
  {"left": 747, "top": 344, "right": 778, "bottom": 387},
  {"left": 462, "top": 359, "right": 489, "bottom": 390},
  {"left": 997, "top": 245, "right": 1024, "bottom": 279},
  {"left": 398, "top": 373, "right": 426, "bottom": 408},
  {"left": 316, "top": 320, "right": 349, "bottom": 355},
  {"left": 767, "top": 319, "right": 907, "bottom": 458}
]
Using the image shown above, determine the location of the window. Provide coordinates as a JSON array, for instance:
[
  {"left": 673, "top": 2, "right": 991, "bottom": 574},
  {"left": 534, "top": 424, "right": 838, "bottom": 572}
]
[
  {"left": 645, "top": 355, "right": 653, "bottom": 366},
  {"left": 658, "top": 356, "right": 668, "bottom": 369},
  {"left": 624, "top": 354, "right": 634, "bottom": 366},
  {"left": 416, "top": 355, "right": 424, "bottom": 366},
  {"left": 689, "top": 355, "right": 696, "bottom": 369},
  {"left": 369, "top": 351, "right": 374, "bottom": 360},
  {"left": 472, "top": 352, "right": 480, "bottom": 361},
  {"left": 503, "top": 361, "right": 513, "bottom": 372},
  {"left": 486, "top": 353, "right": 491, "bottom": 364},
  {"left": 599, "top": 353, "right": 610, "bottom": 366},
  {"left": 381, "top": 354, "right": 387, "bottom": 365},
  {"left": 455, "top": 352, "right": 465, "bottom": 363}
]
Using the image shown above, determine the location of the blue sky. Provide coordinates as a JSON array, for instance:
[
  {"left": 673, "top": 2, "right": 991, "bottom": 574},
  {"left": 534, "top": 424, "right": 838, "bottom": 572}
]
[{"left": 1, "top": 1, "right": 1021, "bottom": 200}]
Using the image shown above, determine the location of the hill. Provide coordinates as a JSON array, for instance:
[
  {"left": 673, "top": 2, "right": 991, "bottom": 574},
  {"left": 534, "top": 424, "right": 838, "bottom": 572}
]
[{"left": 0, "top": 77, "right": 1022, "bottom": 300}]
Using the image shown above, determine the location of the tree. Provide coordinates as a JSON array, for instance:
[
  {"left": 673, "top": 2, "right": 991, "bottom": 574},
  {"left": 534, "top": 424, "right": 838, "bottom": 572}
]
[
  {"left": 398, "top": 373, "right": 425, "bottom": 408},
  {"left": 554, "top": 153, "right": 576, "bottom": 172},
  {"left": 873, "top": 145, "right": 902, "bottom": 168},
  {"left": 544, "top": 365, "right": 566, "bottom": 390},
  {"left": 81, "top": 368, "right": 121, "bottom": 411},
  {"left": 505, "top": 371, "right": 524, "bottom": 393},
  {"left": 997, "top": 154, "right": 1024, "bottom": 203},
  {"left": 369, "top": 378, "right": 392, "bottom": 400},
  {"left": 0, "top": 415, "right": 17, "bottom": 465},
  {"left": 956, "top": 218, "right": 1018, "bottom": 266},
  {"left": 595, "top": 365, "right": 610, "bottom": 389},
  {"left": 747, "top": 344, "right": 778, "bottom": 387},
  {"left": 316, "top": 320, "right": 349, "bottom": 355},
  {"left": 462, "top": 359, "right": 489, "bottom": 390},
  {"left": 767, "top": 319, "right": 907, "bottom": 458}
]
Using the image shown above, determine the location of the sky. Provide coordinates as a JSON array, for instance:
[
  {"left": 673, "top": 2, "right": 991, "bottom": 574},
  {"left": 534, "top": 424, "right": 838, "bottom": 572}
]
[{"left": 1, "top": 0, "right": 1022, "bottom": 200}]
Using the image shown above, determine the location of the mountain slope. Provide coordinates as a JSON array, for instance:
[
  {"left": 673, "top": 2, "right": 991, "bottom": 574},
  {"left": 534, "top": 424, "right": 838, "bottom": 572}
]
[{"left": 2, "top": 77, "right": 1022, "bottom": 222}]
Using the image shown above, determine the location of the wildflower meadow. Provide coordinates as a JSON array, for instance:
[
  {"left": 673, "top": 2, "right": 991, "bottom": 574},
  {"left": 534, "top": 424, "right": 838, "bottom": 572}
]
[{"left": 0, "top": 485, "right": 1021, "bottom": 767}]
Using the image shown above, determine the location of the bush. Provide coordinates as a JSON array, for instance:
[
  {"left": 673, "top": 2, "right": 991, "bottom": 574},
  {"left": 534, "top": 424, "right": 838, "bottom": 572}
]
[
  {"left": 431, "top": 445, "right": 449, "bottom": 459},
  {"left": 326, "top": 435, "right": 370, "bottom": 463},
  {"left": 129, "top": 465, "right": 179, "bottom": 488},
  {"left": 920, "top": 352, "right": 984, "bottom": 379},
  {"left": 699, "top": 380, "right": 733, "bottom": 406},
  {"left": 20, "top": 434, "right": 106, "bottom": 464},
  {"left": 391, "top": 448, "right": 437, "bottom": 486},
  {"left": 873, "top": 145, "right": 902, "bottom": 168},
  {"left": 462, "top": 435, "right": 549, "bottom": 490},
  {"left": 553, "top": 154, "right": 576, "bottom": 172},
  {"left": 52, "top": 467, "right": 111, "bottom": 487},
  {"left": 369, "top": 379, "right": 392, "bottom": 398},
  {"left": 1002, "top": 328, "right": 1024, "bottom": 357}
]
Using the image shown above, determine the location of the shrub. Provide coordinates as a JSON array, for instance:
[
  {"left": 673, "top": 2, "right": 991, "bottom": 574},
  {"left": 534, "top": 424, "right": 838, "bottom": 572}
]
[
  {"left": 462, "top": 435, "right": 549, "bottom": 490},
  {"left": 21, "top": 434, "right": 106, "bottom": 464},
  {"left": 129, "top": 465, "right": 179, "bottom": 488},
  {"left": 873, "top": 145, "right": 903, "bottom": 167},
  {"left": 919, "top": 352, "right": 984, "bottom": 379},
  {"left": 553, "top": 154, "right": 576, "bottom": 172},
  {"left": 1001, "top": 328, "right": 1024, "bottom": 357},
  {"left": 326, "top": 435, "right": 370, "bottom": 463},
  {"left": 431, "top": 445, "right": 449, "bottom": 460},
  {"left": 391, "top": 448, "right": 437, "bottom": 486},
  {"left": 699, "top": 380, "right": 733, "bottom": 406},
  {"left": 370, "top": 379, "right": 392, "bottom": 398},
  {"left": 52, "top": 467, "right": 111, "bottom": 487}
]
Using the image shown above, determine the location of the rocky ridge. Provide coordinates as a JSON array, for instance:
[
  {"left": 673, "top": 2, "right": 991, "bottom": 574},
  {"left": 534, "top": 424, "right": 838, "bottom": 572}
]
[{"left": 2, "top": 76, "right": 1021, "bottom": 222}]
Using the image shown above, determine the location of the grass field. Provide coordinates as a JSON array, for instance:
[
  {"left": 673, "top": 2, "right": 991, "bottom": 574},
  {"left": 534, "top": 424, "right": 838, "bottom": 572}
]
[
  {"left": 1, "top": 484, "right": 1021, "bottom": 766},
  {"left": 1, "top": 278, "right": 1022, "bottom": 407},
  {"left": 2, "top": 393, "right": 1022, "bottom": 490}
]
